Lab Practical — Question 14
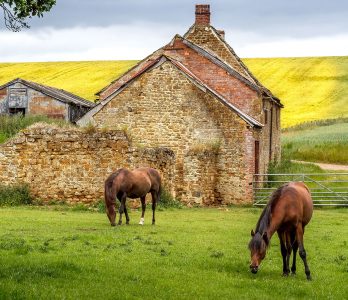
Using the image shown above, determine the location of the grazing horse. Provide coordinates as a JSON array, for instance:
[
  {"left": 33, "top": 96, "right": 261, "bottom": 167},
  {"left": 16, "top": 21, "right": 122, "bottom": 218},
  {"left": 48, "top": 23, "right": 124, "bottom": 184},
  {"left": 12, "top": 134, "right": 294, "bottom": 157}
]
[
  {"left": 248, "top": 182, "right": 313, "bottom": 280},
  {"left": 104, "top": 167, "right": 161, "bottom": 226}
]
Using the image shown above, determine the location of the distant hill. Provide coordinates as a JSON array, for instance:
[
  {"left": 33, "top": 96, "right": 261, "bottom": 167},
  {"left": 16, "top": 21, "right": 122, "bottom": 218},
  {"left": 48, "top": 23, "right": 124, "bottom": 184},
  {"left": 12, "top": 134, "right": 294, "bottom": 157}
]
[{"left": 1, "top": 56, "right": 347, "bottom": 128}]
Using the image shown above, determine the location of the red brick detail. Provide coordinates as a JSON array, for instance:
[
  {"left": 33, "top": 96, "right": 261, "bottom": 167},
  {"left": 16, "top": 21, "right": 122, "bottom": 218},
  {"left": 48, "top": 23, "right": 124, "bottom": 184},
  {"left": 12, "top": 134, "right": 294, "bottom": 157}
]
[
  {"left": 195, "top": 4, "right": 210, "bottom": 25},
  {"left": 164, "top": 38, "right": 260, "bottom": 119}
]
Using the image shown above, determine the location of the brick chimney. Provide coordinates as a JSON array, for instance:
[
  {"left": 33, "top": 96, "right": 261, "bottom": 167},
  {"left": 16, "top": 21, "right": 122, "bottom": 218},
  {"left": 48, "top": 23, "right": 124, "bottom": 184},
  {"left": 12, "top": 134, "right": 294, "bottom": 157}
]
[{"left": 195, "top": 4, "right": 210, "bottom": 25}]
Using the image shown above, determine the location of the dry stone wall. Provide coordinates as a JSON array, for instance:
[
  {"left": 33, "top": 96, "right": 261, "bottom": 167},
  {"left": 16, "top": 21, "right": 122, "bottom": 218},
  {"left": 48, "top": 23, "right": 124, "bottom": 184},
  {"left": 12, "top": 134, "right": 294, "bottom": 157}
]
[{"left": 0, "top": 123, "right": 175, "bottom": 204}]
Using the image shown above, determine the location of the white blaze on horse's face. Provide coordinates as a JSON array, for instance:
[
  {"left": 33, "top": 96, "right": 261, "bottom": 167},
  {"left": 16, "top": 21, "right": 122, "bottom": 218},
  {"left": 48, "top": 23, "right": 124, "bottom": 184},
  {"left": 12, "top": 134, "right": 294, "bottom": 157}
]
[{"left": 139, "top": 218, "right": 145, "bottom": 225}]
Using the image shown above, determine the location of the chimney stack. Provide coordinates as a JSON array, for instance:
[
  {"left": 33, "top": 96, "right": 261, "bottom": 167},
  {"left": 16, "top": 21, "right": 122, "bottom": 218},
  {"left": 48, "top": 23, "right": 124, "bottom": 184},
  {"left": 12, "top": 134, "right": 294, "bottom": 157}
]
[{"left": 195, "top": 4, "right": 210, "bottom": 25}]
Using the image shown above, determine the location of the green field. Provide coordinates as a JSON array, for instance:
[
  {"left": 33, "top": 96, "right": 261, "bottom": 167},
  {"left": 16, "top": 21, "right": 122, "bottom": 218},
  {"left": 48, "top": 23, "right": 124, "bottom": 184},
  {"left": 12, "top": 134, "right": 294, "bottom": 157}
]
[
  {"left": 0, "top": 207, "right": 347, "bottom": 299},
  {"left": 1, "top": 56, "right": 348, "bottom": 127},
  {"left": 282, "top": 120, "right": 348, "bottom": 164}
]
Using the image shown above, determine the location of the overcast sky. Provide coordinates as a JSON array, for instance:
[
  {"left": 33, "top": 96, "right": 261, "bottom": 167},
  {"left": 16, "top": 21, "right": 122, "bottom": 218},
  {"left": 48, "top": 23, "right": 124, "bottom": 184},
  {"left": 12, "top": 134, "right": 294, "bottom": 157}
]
[{"left": 0, "top": 0, "right": 347, "bottom": 62}]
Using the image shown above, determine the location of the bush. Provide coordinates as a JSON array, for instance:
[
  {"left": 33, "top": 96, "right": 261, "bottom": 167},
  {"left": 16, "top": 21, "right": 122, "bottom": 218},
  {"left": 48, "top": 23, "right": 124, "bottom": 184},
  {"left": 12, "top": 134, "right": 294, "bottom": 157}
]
[
  {"left": 0, "top": 184, "right": 33, "bottom": 206},
  {"left": 159, "top": 188, "right": 182, "bottom": 209}
]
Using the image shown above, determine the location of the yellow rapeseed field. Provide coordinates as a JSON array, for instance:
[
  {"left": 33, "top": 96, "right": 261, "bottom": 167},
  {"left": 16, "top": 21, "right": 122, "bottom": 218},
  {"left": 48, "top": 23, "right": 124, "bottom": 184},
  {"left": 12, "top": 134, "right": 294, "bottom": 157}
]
[
  {"left": 1, "top": 56, "right": 347, "bottom": 128},
  {"left": 0, "top": 61, "right": 137, "bottom": 102},
  {"left": 244, "top": 56, "right": 348, "bottom": 127}
]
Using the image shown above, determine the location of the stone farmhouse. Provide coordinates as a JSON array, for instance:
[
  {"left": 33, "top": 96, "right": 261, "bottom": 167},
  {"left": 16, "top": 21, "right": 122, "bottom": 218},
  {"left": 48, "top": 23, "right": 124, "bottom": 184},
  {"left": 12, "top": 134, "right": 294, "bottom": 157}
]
[
  {"left": 0, "top": 78, "right": 94, "bottom": 122},
  {"left": 77, "top": 5, "right": 283, "bottom": 205}
]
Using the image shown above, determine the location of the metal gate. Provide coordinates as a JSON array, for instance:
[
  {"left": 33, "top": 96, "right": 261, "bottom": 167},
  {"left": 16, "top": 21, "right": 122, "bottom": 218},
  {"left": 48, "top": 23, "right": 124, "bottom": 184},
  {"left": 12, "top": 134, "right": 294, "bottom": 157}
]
[{"left": 253, "top": 173, "right": 348, "bottom": 207}]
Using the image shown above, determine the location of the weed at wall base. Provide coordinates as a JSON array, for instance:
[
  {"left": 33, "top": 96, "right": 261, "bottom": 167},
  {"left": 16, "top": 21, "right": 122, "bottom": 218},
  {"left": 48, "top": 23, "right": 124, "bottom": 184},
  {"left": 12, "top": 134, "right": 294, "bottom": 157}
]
[
  {"left": 159, "top": 188, "right": 182, "bottom": 209},
  {"left": 0, "top": 184, "right": 33, "bottom": 206}
]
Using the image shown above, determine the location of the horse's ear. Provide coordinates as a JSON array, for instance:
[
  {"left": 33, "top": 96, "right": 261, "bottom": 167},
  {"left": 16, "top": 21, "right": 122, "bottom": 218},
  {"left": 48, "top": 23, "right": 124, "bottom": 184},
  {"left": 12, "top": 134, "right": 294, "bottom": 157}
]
[
  {"left": 262, "top": 232, "right": 268, "bottom": 243},
  {"left": 251, "top": 229, "right": 255, "bottom": 237}
]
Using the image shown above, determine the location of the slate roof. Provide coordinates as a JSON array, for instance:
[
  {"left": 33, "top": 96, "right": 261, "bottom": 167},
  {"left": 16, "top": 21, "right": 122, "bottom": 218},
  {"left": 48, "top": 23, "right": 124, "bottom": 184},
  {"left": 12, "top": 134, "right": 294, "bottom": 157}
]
[{"left": 0, "top": 78, "right": 95, "bottom": 108}]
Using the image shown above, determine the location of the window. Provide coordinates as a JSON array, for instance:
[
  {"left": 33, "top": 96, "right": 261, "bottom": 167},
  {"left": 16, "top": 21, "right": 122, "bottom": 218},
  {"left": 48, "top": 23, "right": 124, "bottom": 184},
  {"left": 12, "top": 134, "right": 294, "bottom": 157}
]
[{"left": 9, "top": 107, "right": 26, "bottom": 116}]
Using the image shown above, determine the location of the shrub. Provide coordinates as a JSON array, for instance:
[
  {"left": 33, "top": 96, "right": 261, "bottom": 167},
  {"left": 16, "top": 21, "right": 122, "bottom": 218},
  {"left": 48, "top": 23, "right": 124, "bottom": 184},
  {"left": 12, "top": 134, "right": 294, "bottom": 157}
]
[
  {"left": 0, "top": 184, "right": 33, "bottom": 206},
  {"left": 159, "top": 188, "right": 182, "bottom": 209}
]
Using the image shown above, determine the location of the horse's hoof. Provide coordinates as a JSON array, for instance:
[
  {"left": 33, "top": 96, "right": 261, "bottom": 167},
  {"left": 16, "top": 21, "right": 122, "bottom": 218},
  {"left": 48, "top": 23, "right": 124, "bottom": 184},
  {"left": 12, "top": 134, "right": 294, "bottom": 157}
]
[
  {"left": 118, "top": 222, "right": 122, "bottom": 225},
  {"left": 291, "top": 271, "right": 296, "bottom": 276},
  {"left": 152, "top": 222, "right": 155, "bottom": 225},
  {"left": 307, "top": 275, "right": 312, "bottom": 281},
  {"left": 139, "top": 218, "right": 144, "bottom": 225},
  {"left": 126, "top": 221, "right": 130, "bottom": 225},
  {"left": 111, "top": 223, "right": 116, "bottom": 227},
  {"left": 282, "top": 272, "right": 289, "bottom": 277}
]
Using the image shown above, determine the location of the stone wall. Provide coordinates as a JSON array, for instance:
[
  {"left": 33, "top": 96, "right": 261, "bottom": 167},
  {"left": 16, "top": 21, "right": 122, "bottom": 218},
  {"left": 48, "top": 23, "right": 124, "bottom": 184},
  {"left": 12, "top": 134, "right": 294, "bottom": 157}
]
[{"left": 0, "top": 123, "right": 175, "bottom": 204}]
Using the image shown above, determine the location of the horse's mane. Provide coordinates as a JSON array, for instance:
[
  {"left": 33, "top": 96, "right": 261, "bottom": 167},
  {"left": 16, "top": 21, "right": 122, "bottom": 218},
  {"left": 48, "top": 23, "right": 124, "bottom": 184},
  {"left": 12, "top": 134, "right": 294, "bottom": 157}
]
[{"left": 255, "top": 183, "right": 288, "bottom": 234}]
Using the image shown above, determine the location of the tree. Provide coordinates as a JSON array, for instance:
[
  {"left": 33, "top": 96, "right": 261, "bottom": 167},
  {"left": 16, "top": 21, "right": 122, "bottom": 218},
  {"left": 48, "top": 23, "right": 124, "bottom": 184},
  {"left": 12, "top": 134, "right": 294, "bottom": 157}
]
[{"left": 0, "top": 0, "right": 56, "bottom": 32}]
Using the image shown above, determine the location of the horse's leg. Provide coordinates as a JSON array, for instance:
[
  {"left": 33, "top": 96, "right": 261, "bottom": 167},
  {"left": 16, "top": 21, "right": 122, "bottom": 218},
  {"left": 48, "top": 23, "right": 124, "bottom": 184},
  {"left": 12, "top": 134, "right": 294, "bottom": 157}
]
[
  {"left": 124, "top": 206, "right": 130, "bottom": 225},
  {"left": 139, "top": 196, "right": 146, "bottom": 225},
  {"left": 151, "top": 190, "right": 157, "bottom": 225},
  {"left": 296, "top": 224, "right": 311, "bottom": 280},
  {"left": 285, "top": 232, "right": 292, "bottom": 275},
  {"left": 118, "top": 193, "right": 127, "bottom": 225},
  {"left": 291, "top": 239, "right": 298, "bottom": 275},
  {"left": 278, "top": 231, "right": 289, "bottom": 276}
]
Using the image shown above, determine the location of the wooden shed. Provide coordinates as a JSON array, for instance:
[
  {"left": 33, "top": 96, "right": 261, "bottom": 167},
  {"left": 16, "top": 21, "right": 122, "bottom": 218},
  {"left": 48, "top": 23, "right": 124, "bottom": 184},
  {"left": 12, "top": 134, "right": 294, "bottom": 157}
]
[{"left": 0, "top": 78, "right": 94, "bottom": 122}]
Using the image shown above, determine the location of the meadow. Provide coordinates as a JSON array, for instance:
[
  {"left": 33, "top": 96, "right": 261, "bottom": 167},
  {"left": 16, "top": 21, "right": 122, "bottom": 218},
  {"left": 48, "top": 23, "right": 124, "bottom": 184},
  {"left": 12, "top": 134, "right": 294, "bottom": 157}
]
[
  {"left": 282, "top": 119, "right": 348, "bottom": 164},
  {"left": 0, "top": 207, "right": 347, "bottom": 299},
  {"left": 1, "top": 56, "right": 347, "bottom": 127}
]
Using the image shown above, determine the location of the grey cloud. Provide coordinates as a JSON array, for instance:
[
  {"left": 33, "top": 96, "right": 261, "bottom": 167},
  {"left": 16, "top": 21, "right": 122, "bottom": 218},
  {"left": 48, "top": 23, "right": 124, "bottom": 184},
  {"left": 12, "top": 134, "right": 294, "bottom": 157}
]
[{"left": 15, "top": 0, "right": 348, "bottom": 38}]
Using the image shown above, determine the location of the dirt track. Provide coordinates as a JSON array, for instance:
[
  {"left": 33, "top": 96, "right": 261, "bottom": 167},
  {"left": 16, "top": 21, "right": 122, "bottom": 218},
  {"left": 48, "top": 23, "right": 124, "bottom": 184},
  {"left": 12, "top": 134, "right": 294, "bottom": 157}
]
[{"left": 292, "top": 160, "right": 348, "bottom": 171}]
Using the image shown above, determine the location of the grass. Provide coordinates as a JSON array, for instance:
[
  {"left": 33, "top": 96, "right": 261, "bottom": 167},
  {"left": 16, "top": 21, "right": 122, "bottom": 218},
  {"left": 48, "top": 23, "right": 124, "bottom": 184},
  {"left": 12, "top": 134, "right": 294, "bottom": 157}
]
[
  {"left": 0, "top": 115, "right": 70, "bottom": 144},
  {"left": 0, "top": 207, "right": 347, "bottom": 299},
  {"left": 1, "top": 56, "right": 347, "bottom": 127},
  {"left": 281, "top": 120, "right": 348, "bottom": 164}
]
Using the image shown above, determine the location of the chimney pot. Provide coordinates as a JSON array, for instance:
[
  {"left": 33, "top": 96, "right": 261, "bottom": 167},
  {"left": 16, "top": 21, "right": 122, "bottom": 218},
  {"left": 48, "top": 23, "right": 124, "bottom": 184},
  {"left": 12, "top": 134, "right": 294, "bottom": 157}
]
[{"left": 195, "top": 4, "right": 210, "bottom": 25}]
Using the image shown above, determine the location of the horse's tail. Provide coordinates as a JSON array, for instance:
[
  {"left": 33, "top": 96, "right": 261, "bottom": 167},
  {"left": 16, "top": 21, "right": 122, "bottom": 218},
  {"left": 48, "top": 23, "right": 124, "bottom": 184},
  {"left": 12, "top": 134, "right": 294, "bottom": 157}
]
[{"left": 158, "top": 181, "right": 162, "bottom": 203}]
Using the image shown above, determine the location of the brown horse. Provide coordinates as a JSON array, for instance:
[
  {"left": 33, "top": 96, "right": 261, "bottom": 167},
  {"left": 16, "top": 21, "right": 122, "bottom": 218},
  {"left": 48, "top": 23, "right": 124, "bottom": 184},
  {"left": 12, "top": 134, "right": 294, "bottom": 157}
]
[
  {"left": 248, "top": 181, "right": 313, "bottom": 280},
  {"left": 104, "top": 167, "right": 161, "bottom": 226}
]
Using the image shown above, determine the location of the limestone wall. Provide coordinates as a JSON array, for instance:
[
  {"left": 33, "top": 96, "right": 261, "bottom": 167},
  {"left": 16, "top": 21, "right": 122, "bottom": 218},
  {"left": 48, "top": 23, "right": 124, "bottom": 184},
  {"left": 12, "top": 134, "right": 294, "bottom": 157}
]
[{"left": 0, "top": 123, "right": 175, "bottom": 204}]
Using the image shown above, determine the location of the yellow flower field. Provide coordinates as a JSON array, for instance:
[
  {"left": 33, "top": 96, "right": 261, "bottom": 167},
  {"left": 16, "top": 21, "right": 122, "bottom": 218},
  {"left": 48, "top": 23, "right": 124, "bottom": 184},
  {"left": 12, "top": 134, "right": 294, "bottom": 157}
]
[{"left": 1, "top": 56, "right": 347, "bottom": 128}]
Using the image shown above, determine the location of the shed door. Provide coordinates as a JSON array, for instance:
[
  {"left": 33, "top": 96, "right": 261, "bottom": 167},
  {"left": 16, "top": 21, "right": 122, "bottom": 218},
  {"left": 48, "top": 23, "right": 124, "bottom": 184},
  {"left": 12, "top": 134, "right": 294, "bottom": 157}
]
[
  {"left": 8, "top": 88, "right": 28, "bottom": 109},
  {"left": 255, "top": 140, "right": 260, "bottom": 174}
]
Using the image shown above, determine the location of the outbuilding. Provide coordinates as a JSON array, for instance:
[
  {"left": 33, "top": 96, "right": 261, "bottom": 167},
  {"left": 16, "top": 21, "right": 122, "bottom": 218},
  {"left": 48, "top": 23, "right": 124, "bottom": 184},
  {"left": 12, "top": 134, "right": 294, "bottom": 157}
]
[{"left": 0, "top": 78, "right": 94, "bottom": 122}]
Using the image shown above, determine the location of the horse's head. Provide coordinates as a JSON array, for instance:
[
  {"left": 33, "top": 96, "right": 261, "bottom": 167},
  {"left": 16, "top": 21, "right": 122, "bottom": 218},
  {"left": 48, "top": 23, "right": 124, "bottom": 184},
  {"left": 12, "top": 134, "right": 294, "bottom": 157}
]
[
  {"left": 248, "top": 229, "right": 268, "bottom": 274},
  {"left": 106, "top": 205, "right": 116, "bottom": 226}
]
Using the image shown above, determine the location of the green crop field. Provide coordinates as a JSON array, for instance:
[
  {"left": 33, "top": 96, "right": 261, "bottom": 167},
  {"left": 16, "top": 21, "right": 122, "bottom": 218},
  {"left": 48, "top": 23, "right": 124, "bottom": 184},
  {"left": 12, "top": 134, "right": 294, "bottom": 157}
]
[
  {"left": 282, "top": 120, "right": 348, "bottom": 164},
  {"left": 0, "top": 207, "right": 347, "bottom": 299},
  {"left": 1, "top": 56, "right": 347, "bottom": 127}
]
